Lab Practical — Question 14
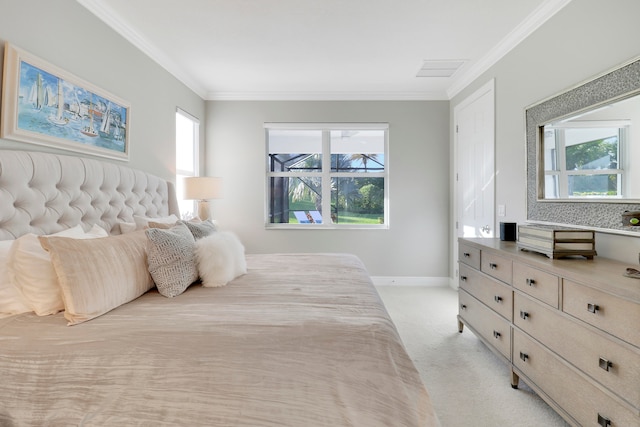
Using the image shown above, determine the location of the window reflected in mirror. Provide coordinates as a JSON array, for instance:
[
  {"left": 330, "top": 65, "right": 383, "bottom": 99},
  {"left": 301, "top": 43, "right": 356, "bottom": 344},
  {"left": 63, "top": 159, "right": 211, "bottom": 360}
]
[{"left": 539, "top": 93, "right": 640, "bottom": 200}]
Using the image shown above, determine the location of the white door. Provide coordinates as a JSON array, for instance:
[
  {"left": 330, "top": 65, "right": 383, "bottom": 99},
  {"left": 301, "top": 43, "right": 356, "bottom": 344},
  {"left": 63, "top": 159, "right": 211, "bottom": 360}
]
[{"left": 452, "top": 80, "right": 495, "bottom": 282}]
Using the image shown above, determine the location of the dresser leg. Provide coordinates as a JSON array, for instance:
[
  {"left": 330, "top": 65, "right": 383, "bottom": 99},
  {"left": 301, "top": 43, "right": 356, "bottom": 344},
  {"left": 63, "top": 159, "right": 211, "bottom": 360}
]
[
  {"left": 458, "top": 319, "right": 464, "bottom": 333},
  {"left": 510, "top": 369, "right": 519, "bottom": 389}
]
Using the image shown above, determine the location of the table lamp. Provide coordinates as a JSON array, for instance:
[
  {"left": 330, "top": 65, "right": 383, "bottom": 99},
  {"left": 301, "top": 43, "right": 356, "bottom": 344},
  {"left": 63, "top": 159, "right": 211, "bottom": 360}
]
[{"left": 183, "top": 176, "right": 222, "bottom": 220}]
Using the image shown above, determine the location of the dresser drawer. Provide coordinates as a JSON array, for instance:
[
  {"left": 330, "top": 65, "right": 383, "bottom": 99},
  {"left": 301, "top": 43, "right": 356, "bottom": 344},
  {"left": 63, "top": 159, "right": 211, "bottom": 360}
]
[
  {"left": 459, "top": 289, "right": 511, "bottom": 360},
  {"left": 514, "top": 292, "right": 640, "bottom": 409},
  {"left": 459, "top": 264, "right": 513, "bottom": 321},
  {"left": 480, "top": 251, "right": 512, "bottom": 284},
  {"left": 513, "top": 329, "right": 639, "bottom": 427},
  {"left": 513, "top": 262, "right": 559, "bottom": 308},
  {"left": 563, "top": 280, "right": 639, "bottom": 348},
  {"left": 459, "top": 242, "right": 480, "bottom": 270}
]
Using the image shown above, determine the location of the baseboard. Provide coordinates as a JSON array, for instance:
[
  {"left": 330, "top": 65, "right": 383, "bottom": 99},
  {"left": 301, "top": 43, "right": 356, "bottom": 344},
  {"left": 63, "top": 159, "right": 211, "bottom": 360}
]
[{"left": 372, "top": 276, "right": 450, "bottom": 287}]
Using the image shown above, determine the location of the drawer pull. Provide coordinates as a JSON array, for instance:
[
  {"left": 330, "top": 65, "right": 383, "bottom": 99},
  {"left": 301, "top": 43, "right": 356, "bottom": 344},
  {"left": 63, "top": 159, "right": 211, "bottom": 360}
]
[
  {"left": 463, "top": 252, "right": 470, "bottom": 258},
  {"left": 460, "top": 304, "right": 467, "bottom": 310},
  {"left": 519, "top": 310, "right": 529, "bottom": 320},
  {"left": 489, "top": 263, "right": 498, "bottom": 270},
  {"left": 494, "top": 295, "right": 503, "bottom": 303},
  {"left": 598, "top": 357, "right": 613, "bottom": 372},
  {"left": 493, "top": 330, "right": 501, "bottom": 339},
  {"left": 587, "top": 303, "right": 600, "bottom": 313},
  {"left": 526, "top": 278, "right": 535, "bottom": 286},
  {"left": 519, "top": 352, "right": 529, "bottom": 362},
  {"left": 460, "top": 275, "right": 467, "bottom": 282},
  {"left": 597, "top": 413, "right": 611, "bottom": 427}
]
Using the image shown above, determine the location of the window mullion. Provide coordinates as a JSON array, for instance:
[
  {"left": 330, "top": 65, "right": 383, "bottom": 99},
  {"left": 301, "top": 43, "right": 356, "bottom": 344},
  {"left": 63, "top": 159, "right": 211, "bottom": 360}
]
[{"left": 321, "top": 130, "right": 331, "bottom": 226}]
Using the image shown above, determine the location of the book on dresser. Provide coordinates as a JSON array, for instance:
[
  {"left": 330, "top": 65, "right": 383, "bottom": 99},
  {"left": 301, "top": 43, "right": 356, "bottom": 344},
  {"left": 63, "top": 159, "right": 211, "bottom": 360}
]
[{"left": 516, "top": 224, "right": 596, "bottom": 259}]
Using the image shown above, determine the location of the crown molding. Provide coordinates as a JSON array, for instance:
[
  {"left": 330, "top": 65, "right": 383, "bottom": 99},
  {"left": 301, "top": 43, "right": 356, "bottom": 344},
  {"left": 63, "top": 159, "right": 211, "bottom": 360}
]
[
  {"left": 446, "top": 0, "right": 572, "bottom": 99},
  {"left": 78, "top": 0, "right": 571, "bottom": 102},
  {"left": 77, "top": 0, "right": 208, "bottom": 99},
  {"left": 206, "top": 90, "right": 449, "bottom": 101}
]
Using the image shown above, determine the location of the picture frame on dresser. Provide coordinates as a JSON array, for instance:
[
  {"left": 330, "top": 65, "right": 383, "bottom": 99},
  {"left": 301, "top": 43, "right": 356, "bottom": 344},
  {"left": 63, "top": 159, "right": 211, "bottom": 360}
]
[{"left": 0, "top": 42, "right": 130, "bottom": 161}]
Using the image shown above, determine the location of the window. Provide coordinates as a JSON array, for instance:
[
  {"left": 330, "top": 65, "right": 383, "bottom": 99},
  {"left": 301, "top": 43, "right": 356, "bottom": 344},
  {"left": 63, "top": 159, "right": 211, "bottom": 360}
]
[
  {"left": 176, "top": 108, "right": 200, "bottom": 218},
  {"left": 543, "top": 121, "right": 628, "bottom": 198},
  {"left": 266, "top": 123, "right": 388, "bottom": 228}
]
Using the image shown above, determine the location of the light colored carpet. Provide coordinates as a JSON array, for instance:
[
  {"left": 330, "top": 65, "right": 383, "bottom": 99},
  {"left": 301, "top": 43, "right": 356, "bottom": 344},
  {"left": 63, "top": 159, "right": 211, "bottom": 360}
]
[{"left": 376, "top": 285, "right": 569, "bottom": 427}]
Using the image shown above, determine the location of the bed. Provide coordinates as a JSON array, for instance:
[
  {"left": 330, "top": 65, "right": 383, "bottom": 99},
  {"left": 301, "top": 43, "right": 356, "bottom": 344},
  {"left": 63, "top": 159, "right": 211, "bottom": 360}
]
[{"left": 0, "top": 150, "right": 439, "bottom": 426}]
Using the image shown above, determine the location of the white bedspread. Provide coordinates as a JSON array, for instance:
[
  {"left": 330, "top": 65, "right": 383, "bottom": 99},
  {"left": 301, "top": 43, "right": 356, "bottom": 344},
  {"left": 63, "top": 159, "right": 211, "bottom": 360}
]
[{"left": 0, "top": 253, "right": 438, "bottom": 426}]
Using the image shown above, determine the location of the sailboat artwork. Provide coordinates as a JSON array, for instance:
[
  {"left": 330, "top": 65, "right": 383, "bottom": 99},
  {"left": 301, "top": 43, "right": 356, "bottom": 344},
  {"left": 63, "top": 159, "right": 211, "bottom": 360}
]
[
  {"left": 3, "top": 43, "right": 130, "bottom": 161},
  {"left": 47, "top": 79, "right": 68, "bottom": 126}
]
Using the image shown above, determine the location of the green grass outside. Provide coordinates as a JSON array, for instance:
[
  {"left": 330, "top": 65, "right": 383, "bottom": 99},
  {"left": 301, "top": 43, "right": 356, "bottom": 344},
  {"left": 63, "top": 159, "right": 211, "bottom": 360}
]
[{"left": 288, "top": 200, "right": 382, "bottom": 224}]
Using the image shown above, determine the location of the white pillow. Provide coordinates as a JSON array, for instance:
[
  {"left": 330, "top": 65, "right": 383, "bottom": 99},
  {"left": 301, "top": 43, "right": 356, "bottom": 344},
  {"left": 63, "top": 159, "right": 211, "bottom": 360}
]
[
  {"left": 0, "top": 240, "right": 31, "bottom": 317},
  {"left": 195, "top": 231, "right": 247, "bottom": 287},
  {"left": 8, "top": 225, "right": 109, "bottom": 316},
  {"left": 134, "top": 214, "right": 179, "bottom": 230},
  {"left": 119, "top": 222, "right": 137, "bottom": 234}
]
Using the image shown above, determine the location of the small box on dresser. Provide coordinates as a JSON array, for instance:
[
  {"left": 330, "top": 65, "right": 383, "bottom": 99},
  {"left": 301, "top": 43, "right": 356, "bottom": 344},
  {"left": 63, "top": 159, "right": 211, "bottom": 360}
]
[
  {"left": 517, "top": 224, "right": 597, "bottom": 259},
  {"left": 457, "top": 237, "right": 640, "bottom": 427}
]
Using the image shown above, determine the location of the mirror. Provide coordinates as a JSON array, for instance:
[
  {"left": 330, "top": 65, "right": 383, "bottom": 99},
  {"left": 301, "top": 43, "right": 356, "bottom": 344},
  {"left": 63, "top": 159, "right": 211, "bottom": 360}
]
[{"left": 526, "top": 56, "right": 640, "bottom": 234}]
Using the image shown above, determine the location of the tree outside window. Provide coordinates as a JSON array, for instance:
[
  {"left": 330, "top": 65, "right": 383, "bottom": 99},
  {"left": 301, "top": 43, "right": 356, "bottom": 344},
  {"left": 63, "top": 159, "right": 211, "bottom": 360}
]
[{"left": 266, "top": 124, "right": 388, "bottom": 228}]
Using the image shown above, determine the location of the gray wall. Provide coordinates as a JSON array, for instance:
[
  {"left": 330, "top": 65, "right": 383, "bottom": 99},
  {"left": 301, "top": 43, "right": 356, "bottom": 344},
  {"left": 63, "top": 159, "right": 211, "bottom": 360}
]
[
  {"left": 0, "top": 0, "right": 205, "bottom": 182},
  {"left": 451, "top": 0, "right": 640, "bottom": 266},
  {"left": 205, "top": 101, "right": 450, "bottom": 278}
]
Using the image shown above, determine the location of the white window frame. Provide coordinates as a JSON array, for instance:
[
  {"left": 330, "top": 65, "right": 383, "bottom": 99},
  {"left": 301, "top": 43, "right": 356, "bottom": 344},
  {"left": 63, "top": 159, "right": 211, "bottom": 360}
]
[
  {"left": 265, "top": 122, "right": 389, "bottom": 229},
  {"left": 544, "top": 120, "right": 628, "bottom": 199},
  {"left": 176, "top": 108, "right": 200, "bottom": 219}
]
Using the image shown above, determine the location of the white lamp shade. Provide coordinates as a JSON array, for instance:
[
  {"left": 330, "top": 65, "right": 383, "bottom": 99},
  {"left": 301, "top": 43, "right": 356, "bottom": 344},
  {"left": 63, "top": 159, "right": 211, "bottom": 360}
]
[{"left": 183, "top": 176, "right": 223, "bottom": 200}]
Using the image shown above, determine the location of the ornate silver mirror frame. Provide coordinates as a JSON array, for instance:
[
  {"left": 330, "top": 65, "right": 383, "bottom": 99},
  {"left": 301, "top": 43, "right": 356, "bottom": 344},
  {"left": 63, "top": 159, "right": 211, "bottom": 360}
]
[{"left": 525, "top": 56, "right": 640, "bottom": 234}]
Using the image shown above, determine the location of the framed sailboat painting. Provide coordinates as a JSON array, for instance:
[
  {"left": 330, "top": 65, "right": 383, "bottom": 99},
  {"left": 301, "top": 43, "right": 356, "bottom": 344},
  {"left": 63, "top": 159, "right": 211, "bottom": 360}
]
[{"left": 1, "top": 43, "right": 130, "bottom": 161}]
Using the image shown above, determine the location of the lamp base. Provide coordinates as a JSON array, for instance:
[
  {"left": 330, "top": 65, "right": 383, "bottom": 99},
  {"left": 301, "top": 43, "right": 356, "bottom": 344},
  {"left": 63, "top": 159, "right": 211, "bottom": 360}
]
[{"left": 197, "top": 200, "right": 211, "bottom": 221}]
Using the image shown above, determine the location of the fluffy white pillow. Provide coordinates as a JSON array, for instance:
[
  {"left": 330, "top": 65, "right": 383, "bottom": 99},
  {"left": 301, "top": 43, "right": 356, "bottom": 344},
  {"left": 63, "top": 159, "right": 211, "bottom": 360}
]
[
  {"left": 8, "top": 225, "right": 108, "bottom": 316},
  {"left": 195, "top": 231, "right": 247, "bottom": 287},
  {"left": 0, "top": 240, "right": 31, "bottom": 317}
]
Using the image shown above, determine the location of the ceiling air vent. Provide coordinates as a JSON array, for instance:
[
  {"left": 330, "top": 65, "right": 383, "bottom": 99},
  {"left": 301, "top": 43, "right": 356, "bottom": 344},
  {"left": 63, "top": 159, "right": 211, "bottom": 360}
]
[{"left": 416, "top": 60, "right": 466, "bottom": 77}]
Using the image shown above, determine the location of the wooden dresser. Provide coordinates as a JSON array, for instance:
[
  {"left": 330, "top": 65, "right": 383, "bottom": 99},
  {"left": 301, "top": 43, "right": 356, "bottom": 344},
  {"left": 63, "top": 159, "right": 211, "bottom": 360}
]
[{"left": 457, "top": 238, "right": 640, "bottom": 427}]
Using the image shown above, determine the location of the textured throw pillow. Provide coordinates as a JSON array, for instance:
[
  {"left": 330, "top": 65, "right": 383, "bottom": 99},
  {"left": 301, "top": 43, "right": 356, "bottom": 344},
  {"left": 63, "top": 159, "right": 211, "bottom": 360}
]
[
  {"left": 8, "top": 224, "right": 109, "bottom": 316},
  {"left": 0, "top": 240, "right": 31, "bottom": 317},
  {"left": 195, "top": 231, "right": 247, "bottom": 287},
  {"left": 39, "top": 230, "right": 154, "bottom": 325},
  {"left": 145, "top": 222, "right": 198, "bottom": 298},
  {"left": 179, "top": 219, "right": 217, "bottom": 240}
]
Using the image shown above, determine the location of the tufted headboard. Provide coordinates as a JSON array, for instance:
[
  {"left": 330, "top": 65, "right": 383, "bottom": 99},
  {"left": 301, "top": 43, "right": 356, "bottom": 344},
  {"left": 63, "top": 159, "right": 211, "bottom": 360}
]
[{"left": 0, "top": 150, "right": 179, "bottom": 240}]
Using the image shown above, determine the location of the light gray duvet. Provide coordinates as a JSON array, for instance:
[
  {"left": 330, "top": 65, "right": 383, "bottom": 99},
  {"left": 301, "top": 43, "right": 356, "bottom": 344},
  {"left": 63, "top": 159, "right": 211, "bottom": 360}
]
[{"left": 0, "top": 253, "right": 438, "bottom": 426}]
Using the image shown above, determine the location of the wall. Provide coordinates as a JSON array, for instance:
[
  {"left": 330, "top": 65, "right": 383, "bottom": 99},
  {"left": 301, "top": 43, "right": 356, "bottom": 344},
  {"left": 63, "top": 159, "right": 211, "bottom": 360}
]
[
  {"left": 0, "top": 0, "right": 205, "bottom": 182},
  {"left": 450, "top": 0, "right": 640, "bottom": 266},
  {"left": 206, "top": 101, "right": 450, "bottom": 278}
]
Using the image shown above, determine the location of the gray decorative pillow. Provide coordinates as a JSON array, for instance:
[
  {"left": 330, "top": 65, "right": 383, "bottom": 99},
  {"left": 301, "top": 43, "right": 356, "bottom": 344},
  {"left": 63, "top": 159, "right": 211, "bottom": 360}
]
[
  {"left": 179, "top": 219, "right": 217, "bottom": 240},
  {"left": 145, "top": 222, "right": 198, "bottom": 298}
]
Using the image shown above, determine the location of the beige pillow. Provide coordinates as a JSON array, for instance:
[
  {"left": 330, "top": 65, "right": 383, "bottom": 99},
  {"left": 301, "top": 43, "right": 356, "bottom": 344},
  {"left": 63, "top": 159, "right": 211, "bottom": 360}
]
[
  {"left": 8, "top": 225, "right": 108, "bottom": 316},
  {"left": 134, "top": 214, "right": 179, "bottom": 230},
  {"left": 39, "top": 230, "right": 154, "bottom": 325}
]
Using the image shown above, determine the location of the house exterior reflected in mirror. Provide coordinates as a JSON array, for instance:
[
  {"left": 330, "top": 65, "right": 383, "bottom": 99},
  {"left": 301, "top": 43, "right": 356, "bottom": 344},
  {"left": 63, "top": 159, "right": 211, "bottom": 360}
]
[{"left": 540, "top": 94, "right": 640, "bottom": 200}]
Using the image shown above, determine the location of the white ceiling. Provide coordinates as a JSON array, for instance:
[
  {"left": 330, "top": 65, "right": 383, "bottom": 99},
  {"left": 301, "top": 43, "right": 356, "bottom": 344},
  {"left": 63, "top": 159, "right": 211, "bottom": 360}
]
[{"left": 78, "top": 0, "right": 571, "bottom": 101}]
